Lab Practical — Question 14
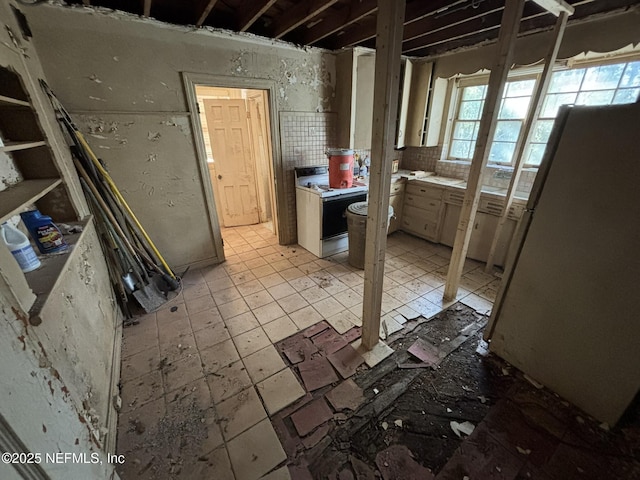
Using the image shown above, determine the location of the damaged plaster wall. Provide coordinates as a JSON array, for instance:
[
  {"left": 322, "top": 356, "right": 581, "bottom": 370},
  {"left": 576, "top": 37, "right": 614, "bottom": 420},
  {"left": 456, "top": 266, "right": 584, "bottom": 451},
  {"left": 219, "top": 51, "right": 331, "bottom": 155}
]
[
  {"left": 0, "top": 0, "right": 121, "bottom": 476},
  {"left": 24, "top": 3, "right": 337, "bottom": 262}
]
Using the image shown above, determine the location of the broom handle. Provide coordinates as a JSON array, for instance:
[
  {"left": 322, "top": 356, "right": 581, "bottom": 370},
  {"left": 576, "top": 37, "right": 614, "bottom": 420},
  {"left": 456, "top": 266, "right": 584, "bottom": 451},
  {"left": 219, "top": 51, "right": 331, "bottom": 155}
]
[{"left": 75, "top": 131, "right": 176, "bottom": 279}]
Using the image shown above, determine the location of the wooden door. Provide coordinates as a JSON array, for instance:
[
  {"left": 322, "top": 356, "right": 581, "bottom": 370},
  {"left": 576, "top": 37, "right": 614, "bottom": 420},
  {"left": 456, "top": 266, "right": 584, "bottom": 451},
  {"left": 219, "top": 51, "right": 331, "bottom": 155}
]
[{"left": 203, "top": 99, "right": 259, "bottom": 227}]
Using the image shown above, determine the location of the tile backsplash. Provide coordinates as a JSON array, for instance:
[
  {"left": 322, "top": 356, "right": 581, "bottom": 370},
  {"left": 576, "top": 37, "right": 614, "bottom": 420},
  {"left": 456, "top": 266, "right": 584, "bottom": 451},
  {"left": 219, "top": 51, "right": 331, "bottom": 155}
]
[
  {"left": 401, "top": 145, "right": 536, "bottom": 195},
  {"left": 279, "top": 111, "right": 337, "bottom": 242}
]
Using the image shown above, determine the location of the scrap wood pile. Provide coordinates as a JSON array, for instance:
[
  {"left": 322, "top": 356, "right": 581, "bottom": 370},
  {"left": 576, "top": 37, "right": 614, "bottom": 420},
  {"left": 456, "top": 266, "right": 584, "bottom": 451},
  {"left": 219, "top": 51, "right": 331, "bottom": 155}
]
[{"left": 41, "top": 80, "right": 181, "bottom": 319}]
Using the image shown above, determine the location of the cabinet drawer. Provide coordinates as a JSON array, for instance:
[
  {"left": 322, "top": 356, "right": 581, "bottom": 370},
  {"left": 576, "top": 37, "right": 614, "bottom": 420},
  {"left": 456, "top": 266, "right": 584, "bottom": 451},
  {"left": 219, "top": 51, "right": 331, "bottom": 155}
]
[
  {"left": 444, "top": 189, "right": 465, "bottom": 205},
  {"left": 401, "top": 212, "right": 438, "bottom": 240},
  {"left": 479, "top": 197, "right": 505, "bottom": 216},
  {"left": 402, "top": 204, "right": 441, "bottom": 226},
  {"left": 405, "top": 182, "right": 444, "bottom": 200},
  {"left": 404, "top": 193, "right": 442, "bottom": 213},
  {"left": 390, "top": 182, "right": 405, "bottom": 195}
]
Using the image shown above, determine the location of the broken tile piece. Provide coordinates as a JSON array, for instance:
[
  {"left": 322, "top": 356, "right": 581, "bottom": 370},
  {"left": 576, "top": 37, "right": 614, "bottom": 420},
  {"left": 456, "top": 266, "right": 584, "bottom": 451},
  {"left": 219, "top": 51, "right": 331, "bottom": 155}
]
[
  {"left": 311, "top": 328, "right": 348, "bottom": 355},
  {"left": 290, "top": 397, "right": 333, "bottom": 436},
  {"left": 325, "top": 310, "right": 358, "bottom": 334},
  {"left": 303, "top": 320, "right": 330, "bottom": 338},
  {"left": 351, "top": 339, "right": 394, "bottom": 368},
  {"left": 280, "top": 334, "right": 318, "bottom": 364},
  {"left": 325, "top": 379, "right": 364, "bottom": 411},
  {"left": 375, "top": 445, "right": 435, "bottom": 480},
  {"left": 407, "top": 338, "right": 444, "bottom": 366},
  {"left": 298, "top": 357, "right": 339, "bottom": 391},
  {"left": 256, "top": 368, "right": 305, "bottom": 415},
  {"left": 302, "top": 423, "right": 331, "bottom": 449},
  {"left": 343, "top": 327, "right": 362, "bottom": 344},
  {"left": 227, "top": 419, "right": 286, "bottom": 480},
  {"left": 327, "top": 346, "right": 364, "bottom": 379}
]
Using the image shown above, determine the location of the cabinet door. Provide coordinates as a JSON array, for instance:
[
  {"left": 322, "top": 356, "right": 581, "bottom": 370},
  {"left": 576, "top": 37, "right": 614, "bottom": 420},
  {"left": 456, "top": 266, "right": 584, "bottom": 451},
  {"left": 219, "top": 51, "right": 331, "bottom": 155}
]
[{"left": 388, "top": 193, "right": 403, "bottom": 234}]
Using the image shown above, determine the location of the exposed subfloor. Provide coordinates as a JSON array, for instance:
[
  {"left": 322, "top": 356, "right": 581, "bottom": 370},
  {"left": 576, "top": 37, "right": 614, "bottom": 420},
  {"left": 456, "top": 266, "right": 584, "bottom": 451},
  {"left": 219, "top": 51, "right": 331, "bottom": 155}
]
[{"left": 114, "top": 223, "right": 639, "bottom": 479}]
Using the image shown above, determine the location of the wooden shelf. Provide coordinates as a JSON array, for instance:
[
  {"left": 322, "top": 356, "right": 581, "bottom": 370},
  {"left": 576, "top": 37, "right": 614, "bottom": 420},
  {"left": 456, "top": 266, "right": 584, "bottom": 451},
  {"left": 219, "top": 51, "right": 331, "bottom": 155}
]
[
  {"left": 0, "top": 95, "right": 30, "bottom": 107},
  {"left": 0, "top": 141, "right": 47, "bottom": 153},
  {"left": 0, "top": 178, "right": 63, "bottom": 223},
  {"left": 24, "top": 216, "right": 93, "bottom": 326}
]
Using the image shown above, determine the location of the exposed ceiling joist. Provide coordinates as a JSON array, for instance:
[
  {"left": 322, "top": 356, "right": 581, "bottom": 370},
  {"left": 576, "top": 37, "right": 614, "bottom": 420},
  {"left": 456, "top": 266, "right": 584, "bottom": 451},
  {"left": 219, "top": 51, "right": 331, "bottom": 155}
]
[
  {"left": 272, "top": 0, "right": 339, "bottom": 39},
  {"left": 195, "top": 0, "right": 220, "bottom": 27},
  {"left": 301, "top": 0, "right": 377, "bottom": 45},
  {"left": 533, "top": 0, "right": 575, "bottom": 16},
  {"left": 143, "top": 0, "right": 152, "bottom": 17},
  {"left": 238, "top": 0, "right": 278, "bottom": 32}
]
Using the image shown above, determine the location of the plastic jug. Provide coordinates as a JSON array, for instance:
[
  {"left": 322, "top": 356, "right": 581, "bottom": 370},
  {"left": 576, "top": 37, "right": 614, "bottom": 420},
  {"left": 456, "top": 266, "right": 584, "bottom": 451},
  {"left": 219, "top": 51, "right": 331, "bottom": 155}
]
[
  {"left": 1, "top": 223, "right": 41, "bottom": 272},
  {"left": 19, "top": 210, "right": 67, "bottom": 254}
]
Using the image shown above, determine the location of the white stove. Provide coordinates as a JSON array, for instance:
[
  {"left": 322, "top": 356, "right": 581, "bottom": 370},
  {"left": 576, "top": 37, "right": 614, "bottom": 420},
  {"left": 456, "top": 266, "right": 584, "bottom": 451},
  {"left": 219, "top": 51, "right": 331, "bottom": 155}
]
[{"left": 295, "top": 166, "right": 368, "bottom": 258}]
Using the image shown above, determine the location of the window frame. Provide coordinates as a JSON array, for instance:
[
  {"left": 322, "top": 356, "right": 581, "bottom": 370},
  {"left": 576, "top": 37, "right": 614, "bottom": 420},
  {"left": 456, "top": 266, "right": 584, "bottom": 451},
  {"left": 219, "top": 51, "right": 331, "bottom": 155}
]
[{"left": 443, "top": 55, "right": 640, "bottom": 169}]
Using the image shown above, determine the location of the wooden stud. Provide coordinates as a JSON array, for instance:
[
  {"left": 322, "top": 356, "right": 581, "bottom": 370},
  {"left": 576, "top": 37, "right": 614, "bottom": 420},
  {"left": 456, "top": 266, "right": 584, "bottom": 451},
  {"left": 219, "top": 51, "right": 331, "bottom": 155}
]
[
  {"left": 485, "top": 12, "right": 569, "bottom": 273},
  {"left": 361, "top": 0, "right": 405, "bottom": 350},
  {"left": 143, "top": 0, "right": 152, "bottom": 17},
  {"left": 238, "top": 0, "right": 278, "bottom": 32},
  {"left": 272, "top": 0, "right": 339, "bottom": 39},
  {"left": 195, "top": 0, "right": 219, "bottom": 27},
  {"left": 301, "top": 0, "right": 377, "bottom": 45},
  {"left": 443, "top": 0, "right": 526, "bottom": 302}
]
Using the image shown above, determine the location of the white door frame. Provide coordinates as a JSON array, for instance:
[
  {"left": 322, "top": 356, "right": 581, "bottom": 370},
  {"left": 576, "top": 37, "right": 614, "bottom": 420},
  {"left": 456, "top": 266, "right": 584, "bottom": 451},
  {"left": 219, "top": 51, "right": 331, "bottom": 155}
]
[{"left": 182, "top": 73, "right": 286, "bottom": 262}]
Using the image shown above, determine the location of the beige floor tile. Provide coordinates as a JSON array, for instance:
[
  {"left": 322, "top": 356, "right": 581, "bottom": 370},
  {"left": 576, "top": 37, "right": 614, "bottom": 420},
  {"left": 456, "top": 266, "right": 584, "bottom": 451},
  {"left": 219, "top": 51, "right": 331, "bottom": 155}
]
[
  {"left": 179, "top": 445, "right": 233, "bottom": 479},
  {"left": 253, "top": 301, "right": 287, "bottom": 325},
  {"left": 461, "top": 292, "right": 493, "bottom": 315},
  {"left": 262, "top": 316, "right": 299, "bottom": 344},
  {"left": 421, "top": 289, "right": 457, "bottom": 310},
  {"left": 245, "top": 257, "right": 269, "bottom": 269},
  {"left": 207, "top": 276, "right": 235, "bottom": 293},
  {"left": 186, "top": 295, "right": 216, "bottom": 316},
  {"left": 120, "top": 370, "right": 164, "bottom": 413},
  {"left": 225, "top": 262, "right": 249, "bottom": 275},
  {"left": 227, "top": 418, "right": 287, "bottom": 480},
  {"left": 333, "top": 288, "right": 363, "bottom": 309},
  {"left": 189, "top": 307, "right": 224, "bottom": 332},
  {"left": 267, "top": 281, "right": 297, "bottom": 300},
  {"left": 159, "top": 331, "right": 198, "bottom": 363},
  {"left": 242, "top": 345, "right": 286, "bottom": 384},
  {"left": 351, "top": 338, "right": 394, "bottom": 368},
  {"left": 319, "top": 278, "right": 349, "bottom": 296},
  {"left": 386, "top": 285, "right": 420, "bottom": 304},
  {"left": 225, "top": 311, "right": 261, "bottom": 337},
  {"left": 279, "top": 267, "right": 305, "bottom": 281},
  {"left": 217, "top": 387, "right": 268, "bottom": 441},
  {"left": 289, "top": 276, "right": 317, "bottom": 292},
  {"left": 252, "top": 264, "right": 277, "bottom": 278},
  {"left": 299, "top": 285, "right": 330, "bottom": 304},
  {"left": 165, "top": 377, "right": 212, "bottom": 414},
  {"left": 193, "top": 321, "right": 230, "bottom": 351},
  {"left": 261, "top": 466, "right": 292, "bottom": 480},
  {"left": 340, "top": 272, "right": 364, "bottom": 288},
  {"left": 277, "top": 292, "right": 309, "bottom": 314},
  {"left": 207, "top": 359, "right": 253, "bottom": 404},
  {"left": 200, "top": 338, "right": 240, "bottom": 374},
  {"left": 313, "top": 297, "right": 345, "bottom": 318},
  {"left": 289, "top": 305, "right": 323, "bottom": 329},
  {"left": 325, "top": 310, "right": 358, "bottom": 334},
  {"left": 233, "top": 327, "right": 271, "bottom": 357},
  {"left": 380, "top": 315, "right": 404, "bottom": 340},
  {"left": 407, "top": 296, "right": 443, "bottom": 319},
  {"left": 156, "top": 304, "right": 188, "bottom": 325},
  {"left": 121, "top": 346, "right": 161, "bottom": 384},
  {"left": 212, "top": 286, "right": 242, "bottom": 306},
  {"left": 270, "top": 259, "right": 294, "bottom": 272},
  {"left": 231, "top": 270, "right": 258, "bottom": 285},
  {"left": 157, "top": 314, "right": 191, "bottom": 345},
  {"left": 237, "top": 279, "right": 266, "bottom": 296},
  {"left": 259, "top": 272, "right": 286, "bottom": 289},
  {"left": 256, "top": 368, "right": 305, "bottom": 415},
  {"left": 245, "top": 290, "right": 276, "bottom": 310},
  {"left": 162, "top": 353, "right": 204, "bottom": 393},
  {"left": 218, "top": 298, "right": 251, "bottom": 320},
  {"left": 182, "top": 282, "right": 211, "bottom": 301}
]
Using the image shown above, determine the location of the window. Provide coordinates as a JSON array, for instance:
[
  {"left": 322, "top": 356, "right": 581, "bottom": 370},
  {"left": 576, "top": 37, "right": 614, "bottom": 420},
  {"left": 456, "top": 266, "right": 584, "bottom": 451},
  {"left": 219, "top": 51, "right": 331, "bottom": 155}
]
[{"left": 447, "top": 59, "right": 640, "bottom": 167}]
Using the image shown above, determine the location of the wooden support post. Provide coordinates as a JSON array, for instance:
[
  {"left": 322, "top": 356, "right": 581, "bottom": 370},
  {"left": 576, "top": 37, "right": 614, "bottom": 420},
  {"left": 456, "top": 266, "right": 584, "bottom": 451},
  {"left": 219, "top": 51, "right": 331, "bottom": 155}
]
[
  {"left": 143, "top": 0, "right": 152, "bottom": 17},
  {"left": 443, "top": 0, "right": 526, "bottom": 302},
  {"left": 485, "top": 12, "right": 569, "bottom": 273},
  {"left": 361, "top": 0, "right": 405, "bottom": 350}
]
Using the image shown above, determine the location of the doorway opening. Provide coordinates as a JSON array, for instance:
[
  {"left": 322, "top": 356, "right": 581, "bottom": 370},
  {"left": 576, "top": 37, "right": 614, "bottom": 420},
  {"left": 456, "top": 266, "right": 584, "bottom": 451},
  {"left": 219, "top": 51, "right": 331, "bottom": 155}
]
[{"left": 194, "top": 85, "right": 277, "bottom": 244}]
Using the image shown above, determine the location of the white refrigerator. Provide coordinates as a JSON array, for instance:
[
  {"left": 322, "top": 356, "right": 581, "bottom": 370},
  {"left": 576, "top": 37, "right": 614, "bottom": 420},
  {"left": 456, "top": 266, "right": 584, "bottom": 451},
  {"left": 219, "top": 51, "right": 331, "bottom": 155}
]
[{"left": 487, "top": 101, "right": 640, "bottom": 425}]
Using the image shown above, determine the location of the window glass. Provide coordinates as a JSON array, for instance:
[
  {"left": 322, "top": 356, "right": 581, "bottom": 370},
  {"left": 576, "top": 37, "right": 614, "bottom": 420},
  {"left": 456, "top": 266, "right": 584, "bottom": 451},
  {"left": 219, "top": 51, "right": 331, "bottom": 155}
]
[{"left": 447, "top": 58, "right": 640, "bottom": 167}]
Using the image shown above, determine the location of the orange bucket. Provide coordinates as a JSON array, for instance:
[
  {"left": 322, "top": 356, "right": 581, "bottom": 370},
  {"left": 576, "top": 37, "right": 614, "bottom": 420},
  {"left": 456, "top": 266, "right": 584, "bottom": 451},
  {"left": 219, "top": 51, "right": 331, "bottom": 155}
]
[{"left": 327, "top": 149, "right": 354, "bottom": 188}]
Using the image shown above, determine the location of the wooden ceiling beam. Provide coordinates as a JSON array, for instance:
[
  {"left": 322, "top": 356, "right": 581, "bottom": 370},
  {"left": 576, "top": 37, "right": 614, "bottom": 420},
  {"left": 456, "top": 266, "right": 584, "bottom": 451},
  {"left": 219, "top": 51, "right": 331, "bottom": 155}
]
[
  {"left": 532, "top": 0, "right": 575, "bottom": 16},
  {"left": 272, "top": 0, "right": 339, "bottom": 39},
  {"left": 331, "top": 0, "right": 454, "bottom": 49},
  {"left": 143, "top": 0, "right": 152, "bottom": 17},
  {"left": 195, "top": 0, "right": 220, "bottom": 27},
  {"left": 238, "top": 0, "right": 278, "bottom": 32},
  {"left": 301, "top": 0, "right": 377, "bottom": 45},
  {"left": 407, "top": 0, "right": 632, "bottom": 57}
]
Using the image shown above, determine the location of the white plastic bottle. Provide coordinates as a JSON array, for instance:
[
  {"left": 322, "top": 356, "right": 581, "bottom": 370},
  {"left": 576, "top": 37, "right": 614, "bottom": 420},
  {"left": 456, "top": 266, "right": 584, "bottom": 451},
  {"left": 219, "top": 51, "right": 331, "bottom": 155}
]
[{"left": 1, "top": 223, "right": 41, "bottom": 272}]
